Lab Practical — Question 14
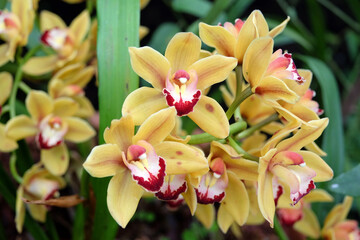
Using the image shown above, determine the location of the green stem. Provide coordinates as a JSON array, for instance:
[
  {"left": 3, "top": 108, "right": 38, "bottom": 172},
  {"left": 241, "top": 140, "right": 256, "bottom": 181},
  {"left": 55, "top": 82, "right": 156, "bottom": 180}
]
[
  {"left": 9, "top": 45, "right": 41, "bottom": 118},
  {"left": 227, "top": 137, "right": 259, "bottom": 162},
  {"left": 187, "top": 120, "right": 247, "bottom": 145},
  {"left": 87, "top": 0, "right": 94, "bottom": 13},
  {"left": 19, "top": 82, "right": 32, "bottom": 94},
  {"left": 10, "top": 153, "right": 22, "bottom": 184},
  {"left": 226, "top": 85, "right": 252, "bottom": 120},
  {"left": 236, "top": 114, "right": 279, "bottom": 139},
  {"left": 274, "top": 215, "right": 289, "bottom": 240},
  {"left": 0, "top": 105, "right": 10, "bottom": 116}
]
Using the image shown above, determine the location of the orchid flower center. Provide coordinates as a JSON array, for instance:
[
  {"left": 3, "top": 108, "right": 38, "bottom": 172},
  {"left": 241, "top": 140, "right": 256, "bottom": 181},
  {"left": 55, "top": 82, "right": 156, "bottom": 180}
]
[
  {"left": 41, "top": 28, "right": 74, "bottom": 58},
  {"left": 283, "top": 52, "right": 305, "bottom": 84},
  {"left": 0, "top": 11, "right": 20, "bottom": 36},
  {"left": 221, "top": 18, "right": 244, "bottom": 38},
  {"left": 26, "top": 177, "right": 60, "bottom": 200},
  {"left": 163, "top": 69, "right": 201, "bottom": 116},
  {"left": 60, "top": 85, "right": 85, "bottom": 97},
  {"left": 36, "top": 115, "right": 68, "bottom": 149}
]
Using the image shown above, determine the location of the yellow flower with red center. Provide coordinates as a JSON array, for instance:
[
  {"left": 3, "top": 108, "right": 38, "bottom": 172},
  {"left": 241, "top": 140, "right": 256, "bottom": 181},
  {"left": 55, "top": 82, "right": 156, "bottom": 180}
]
[
  {"left": 199, "top": 10, "right": 289, "bottom": 63},
  {"left": 6, "top": 90, "right": 95, "bottom": 175},
  {"left": 123, "top": 32, "right": 237, "bottom": 138},
  {"left": 83, "top": 108, "right": 208, "bottom": 228}
]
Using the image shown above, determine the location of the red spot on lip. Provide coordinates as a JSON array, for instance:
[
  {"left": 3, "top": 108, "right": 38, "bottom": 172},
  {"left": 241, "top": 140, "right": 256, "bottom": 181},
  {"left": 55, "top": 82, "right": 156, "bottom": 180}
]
[
  {"left": 205, "top": 103, "right": 214, "bottom": 112},
  {"left": 274, "top": 185, "right": 283, "bottom": 206},
  {"left": 177, "top": 161, "right": 181, "bottom": 165},
  {"left": 163, "top": 89, "right": 201, "bottom": 116},
  {"left": 176, "top": 151, "right": 183, "bottom": 155}
]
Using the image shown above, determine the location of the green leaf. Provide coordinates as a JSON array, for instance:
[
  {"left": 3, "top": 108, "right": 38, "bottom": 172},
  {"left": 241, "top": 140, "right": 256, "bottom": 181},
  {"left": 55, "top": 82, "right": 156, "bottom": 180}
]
[
  {"left": 149, "top": 22, "right": 181, "bottom": 54},
  {"left": 172, "top": 0, "right": 211, "bottom": 18},
  {"left": 201, "top": 0, "right": 231, "bottom": 24},
  {"left": 0, "top": 0, "right": 6, "bottom": 9},
  {"left": 298, "top": 56, "right": 345, "bottom": 177},
  {"left": 227, "top": 0, "right": 254, "bottom": 21},
  {"left": 329, "top": 164, "right": 360, "bottom": 196}
]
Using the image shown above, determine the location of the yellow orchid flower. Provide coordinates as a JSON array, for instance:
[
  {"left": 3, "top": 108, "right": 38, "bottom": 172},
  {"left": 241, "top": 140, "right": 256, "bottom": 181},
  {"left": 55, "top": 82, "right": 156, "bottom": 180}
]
[
  {"left": 194, "top": 141, "right": 258, "bottom": 233},
  {"left": 22, "top": 10, "right": 90, "bottom": 76},
  {"left": 199, "top": 10, "right": 289, "bottom": 63},
  {"left": 48, "top": 63, "right": 95, "bottom": 118},
  {"left": 83, "top": 107, "right": 208, "bottom": 228},
  {"left": 0, "top": 72, "right": 18, "bottom": 152},
  {"left": 0, "top": 0, "right": 34, "bottom": 66},
  {"left": 6, "top": 90, "right": 95, "bottom": 175},
  {"left": 15, "top": 164, "right": 66, "bottom": 233},
  {"left": 257, "top": 118, "right": 333, "bottom": 227},
  {"left": 123, "top": 32, "right": 237, "bottom": 138},
  {"left": 322, "top": 196, "right": 360, "bottom": 240}
]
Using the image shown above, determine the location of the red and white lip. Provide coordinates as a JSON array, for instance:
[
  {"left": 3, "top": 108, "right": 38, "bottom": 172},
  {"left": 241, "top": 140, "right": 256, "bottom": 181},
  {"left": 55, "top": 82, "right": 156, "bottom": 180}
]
[
  {"left": 41, "top": 28, "right": 72, "bottom": 51},
  {"left": 155, "top": 174, "right": 187, "bottom": 201},
  {"left": 0, "top": 11, "right": 20, "bottom": 35},
  {"left": 36, "top": 115, "right": 68, "bottom": 149}
]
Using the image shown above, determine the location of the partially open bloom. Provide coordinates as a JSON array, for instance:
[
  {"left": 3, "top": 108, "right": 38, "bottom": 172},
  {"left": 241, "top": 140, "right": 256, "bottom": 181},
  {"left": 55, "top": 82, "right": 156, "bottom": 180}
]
[
  {"left": 0, "top": 72, "right": 18, "bottom": 152},
  {"left": 15, "top": 164, "right": 66, "bottom": 233},
  {"left": 322, "top": 196, "right": 360, "bottom": 240},
  {"left": 199, "top": 10, "right": 289, "bottom": 63},
  {"left": 6, "top": 91, "right": 95, "bottom": 175},
  {"left": 257, "top": 118, "right": 333, "bottom": 226},
  {"left": 123, "top": 32, "right": 237, "bottom": 138},
  {"left": 83, "top": 108, "right": 208, "bottom": 228},
  {"left": 23, "top": 10, "right": 90, "bottom": 75},
  {"left": 0, "top": 0, "right": 34, "bottom": 66}
]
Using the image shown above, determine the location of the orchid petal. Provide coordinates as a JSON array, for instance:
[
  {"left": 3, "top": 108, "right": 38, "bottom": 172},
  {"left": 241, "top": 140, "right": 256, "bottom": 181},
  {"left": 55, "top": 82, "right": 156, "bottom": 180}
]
[
  {"left": 182, "top": 177, "right": 197, "bottom": 215},
  {"left": 323, "top": 196, "right": 353, "bottom": 230},
  {"left": 283, "top": 69, "right": 312, "bottom": 97},
  {"left": 297, "top": 150, "right": 333, "bottom": 182},
  {"left": 0, "top": 44, "right": 10, "bottom": 67},
  {"left": 27, "top": 204, "right": 47, "bottom": 222},
  {"left": 107, "top": 171, "right": 144, "bottom": 228},
  {"left": 154, "top": 141, "right": 208, "bottom": 176},
  {"left": 122, "top": 87, "right": 168, "bottom": 125},
  {"left": 199, "top": 23, "right": 236, "bottom": 58},
  {"left": 189, "top": 55, "right": 237, "bottom": 90},
  {"left": 0, "top": 124, "right": 18, "bottom": 152},
  {"left": 129, "top": 47, "right": 170, "bottom": 90},
  {"left": 69, "top": 11, "right": 90, "bottom": 46},
  {"left": 73, "top": 96, "right": 95, "bottom": 118},
  {"left": 280, "top": 103, "right": 320, "bottom": 123},
  {"left": 255, "top": 76, "right": 299, "bottom": 103},
  {"left": 41, "top": 143, "right": 69, "bottom": 176},
  {"left": 6, "top": 115, "right": 37, "bottom": 140},
  {"left": 218, "top": 203, "right": 234, "bottom": 233},
  {"left": 22, "top": 55, "right": 58, "bottom": 76},
  {"left": 195, "top": 172, "right": 227, "bottom": 204},
  {"left": 165, "top": 32, "right": 201, "bottom": 72},
  {"left": 40, "top": 11, "right": 66, "bottom": 32},
  {"left": 268, "top": 16, "right": 290, "bottom": 38},
  {"left": 293, "top": 208, "right": 321, "bottom": 239},
  {"left": 195, "top": 204, "right": 215, "bottom": 229},
  {"left": 64, "top": 117, "right": 95, "bottom": 143},
  {"left": 53, "top": 98, "right": 79, "bottom": 117},
  {"left": 188, "top": 96, "right": 229, "bottom": 139},
  {"left": 242, "top": 37, "right": 273, "bottom": 87},
  {"left": 0, "top": 72, "right": 12, "bottom": 105},
  {"left": 26, "top": 91, "right": 54, "bottom": 122},
  {"left": 303, "top": 189, "right": 334, "bottom": 203},
  {"left": 133, "top": 107, "right": 176, "bottom": 146},
  {"left": 15, "top": 187, "right": 25, "bottom": 233},
  {"left": 103, "top": 116, "right": 134, "bottom": 152}
]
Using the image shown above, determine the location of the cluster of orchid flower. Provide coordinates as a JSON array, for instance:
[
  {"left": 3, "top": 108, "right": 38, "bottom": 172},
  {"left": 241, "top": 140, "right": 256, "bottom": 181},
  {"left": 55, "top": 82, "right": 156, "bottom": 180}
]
[{"left": 0, "top": 0, "right": 358, "bottom": 238}]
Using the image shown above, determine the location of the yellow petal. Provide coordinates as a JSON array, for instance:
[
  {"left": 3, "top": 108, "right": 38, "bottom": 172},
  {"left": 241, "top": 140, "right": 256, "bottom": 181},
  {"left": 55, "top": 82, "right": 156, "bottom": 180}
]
[
  {"left": 323, "top": 196, "right": 353, "bottom": 231},
  {"left": 22, "top": 55, "right": 58, "bottom": 76},
  {"left": 195, "top": 204, "right": 215, "bottom": 229},
  {"left": 283, "top": 69, "right": 312, "bottom": 97},
  {"left": 255, "top": 76, "right": 299, "bottom": 103},
  {"left": 27, "top": 204, "right": 47, "bottom": 222},
  {"left": 107, "top": 171, "right": 144, "bottom": 228},
  {"left": 154, "top": 141, "right": 208, "bottom": 176},
  {"left": 277, "top": 118, "right": 329, "bottom": 152},
  {"left": 188, "top": 96, "right": 229, "bottom": 139},
  {"left": 5, "top": 115, "right": 37, "bottom": 140},
  {"left": 73, "top": 96, "right": 95, "bottom": 118},
  {"left": 280, "top": 102, "right": 320, "bottom": 123},
  {"left": 12, "top": 0, "right": 34, "bottom": 45},
  {"left": 0, "top": 72, "right": 12, "bottom": 105},
  {"left": 83, "top": 144, "right": 126, "bottom": 178},
  {"left": 235, "top": 10, "right": 269, "bottom": 63},
  {"left": 0, "top": 44, "right": 11, "bottom": 67},
  {"left": 69, "top": 11, "right": 90, "bottom": 46},
  {"left": 104, "top": 116, "right": 134, "bottom": 151},
  {"left": 122, "top": 87, "right": 168, "bottom": 125},
  {"left": 305, "top": 141, "right": 327, "bottom": 157},
  {"left": 40, "top": 11, "right": 66, "bottom": 32},
  {"left": 218, "top": 203, "right": 234, "bottom": 233},
  {"left": 139, "top": 26, "right": 149, "bottom": 40},
  {"left": 268, "top": 16, "right": 290, "bottom": 38},
  {"left": 189, "top": 55, "right": 237, "bottom": 90},
  {"left": 297, "top": 150, "right": 333, "bottom": 182},
  {"left": 242, "top": 37, "right": 273, "bottom": 87},
  {"left": 15, "top": 186, "right": 25, "bottom": 233},
  {"left": 64, "top": 117, "right": 95, "bottom": 143},
  {"left": 182, "top": 179, "right": 197, "bottom": 215},
  {"left": 41, "top": 144, "right": 69, "bottom": 176},
  {"left": 53, "top": 97, "right": 79, "bottom": 117},
  {"left": 165, "top": 32, "right": 201, "bottom": 72},
  {"left": 222, "top": 171, "right": 249, "bottom": 226},
  {"left": 129, "top": 47, "right": 170, "bottom": 90},
  {"left": 0, "top": 123, "right": 18, "bottom": 152},
  {"left": 199, "top": 22, "right": 236, "bottom": 58},
  {"left": 26, "top": 90, "right": 54, "bottom": 122},
  {"left": 303, "top": 189, "right": 334, "bottom": 203},
  {"left": 293, "top": 208, "right": 321, "bottom": 238},
  {"left": 133, "top": 107, "right": 176, "bottom": 145}
]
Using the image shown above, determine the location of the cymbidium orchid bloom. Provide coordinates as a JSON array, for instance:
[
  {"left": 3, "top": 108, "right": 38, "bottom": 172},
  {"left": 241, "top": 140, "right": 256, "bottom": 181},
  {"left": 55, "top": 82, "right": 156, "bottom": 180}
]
[
  {"left": 257, "top": 118, "right": 333, "bottom": 227},
  {"left": 48, "top": 63, "right": 95, "bottom": 118},
  {"left": 123, "top": 32, "right": 237, "bottom": 138},
  {"left": 199, "top": 10, "right": 289, "bottom": 63},
  {"left": 83, "top": 108, "right": 208, "bottom": 228},
  {"left": 322, "top": 196, "right": 360, "bottom": 240},
  {"left": 0, "top": 0, "right": 34, "bottom": 67},
  {"left": 22, "top": 10, "right": 90, "bottom": 76},
  {"left": 276, "top": 189, "right": 333, "bottom": 238},
  {"left": 194, "top": 141, "right": 258, "bottom": 233},
  {"left": 15, "top": 164, "right": 66, "bottom": 233},
  {"left": 0, "top": 72, "right": 18, "bottom": 152},
  {"left": 6, "top": 91, "right": 95, "bottom": 175}
]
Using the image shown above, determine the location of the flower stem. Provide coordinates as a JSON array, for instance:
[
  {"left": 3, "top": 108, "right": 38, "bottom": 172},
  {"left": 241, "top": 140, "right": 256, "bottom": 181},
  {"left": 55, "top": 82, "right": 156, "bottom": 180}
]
[
  {"left": 274, "top": 215, "right": 289, "bottom": 240},
  {"left": 236, "top": 114, "right": 279, "bottom": 139},
  {"left": 10, "top": 153, "right": 22, "bottom": 184},
  {"left": 0, "top": 105, "right": 10, "bottom": 116},
  {"left": 227, "top": 136, "right": 259, "bottom": 162},
  {"left": 187, "top": 120, "right": 247, "bottom": 145},
  {"left": 19, "top": 82, "right": 32, "bottom": 94}
]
